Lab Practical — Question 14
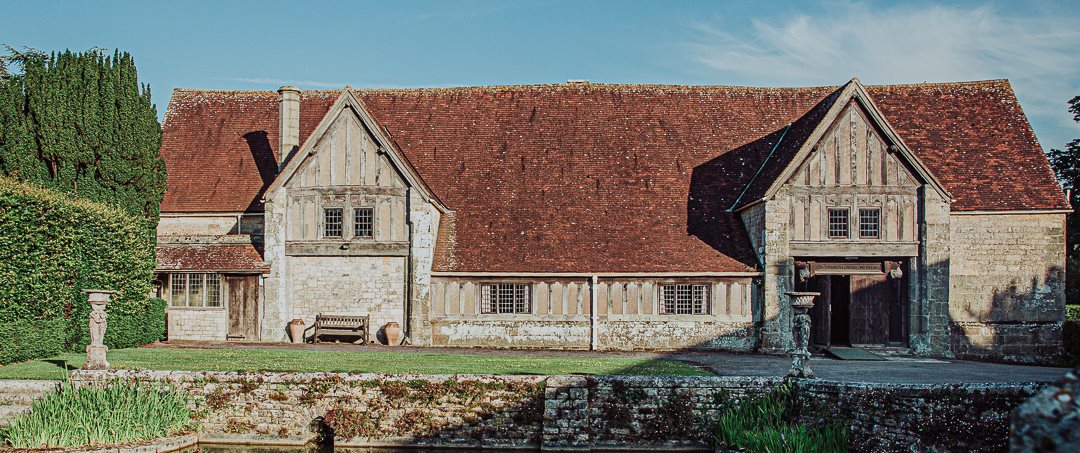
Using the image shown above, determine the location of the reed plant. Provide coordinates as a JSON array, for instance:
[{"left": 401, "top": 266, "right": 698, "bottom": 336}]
[
  {"left": 714, "top": 383, "right": 848, "bottom": 453},
  {"left": 1, "top": 380, "right": 194, "bottom": 449}
]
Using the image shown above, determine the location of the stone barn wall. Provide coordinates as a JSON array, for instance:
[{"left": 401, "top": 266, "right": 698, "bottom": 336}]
[
  {"left": 948, "top": 213, "right": 1066, "bottom": 361},
  {"left": 287, "top": 255, "right": 406, "bottom": 344}
]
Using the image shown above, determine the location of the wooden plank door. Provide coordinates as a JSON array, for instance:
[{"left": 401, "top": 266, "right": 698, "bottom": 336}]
[
  {"left": 849, "top": 274, "right": 890, "bottom": 345},
  {"left": 227, "top": 276, "right": 259, "bottom": 340}
]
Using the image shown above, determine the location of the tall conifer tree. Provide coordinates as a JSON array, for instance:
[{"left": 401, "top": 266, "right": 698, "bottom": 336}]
[{"left": 0, "top": 48, "right": 165, "bottom": 232}]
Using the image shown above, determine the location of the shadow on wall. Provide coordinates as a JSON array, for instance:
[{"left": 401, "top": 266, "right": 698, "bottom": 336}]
[
  {"left": 242, "top": 131, "right": 278, "bottom": 213},
  {"left": 686, "top": 128, "right": 788, "bottom": 269},
  {"left": 950, "top": 266, "right": 1066, "bottom": 363}
]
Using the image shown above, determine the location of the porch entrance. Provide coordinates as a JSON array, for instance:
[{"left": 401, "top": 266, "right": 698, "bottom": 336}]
[
  {"left": 226, "top": 275, "right": 259, "bottom": 340},
  {"left": 796, "top": 260, "right": 908, "bottom": 348}
]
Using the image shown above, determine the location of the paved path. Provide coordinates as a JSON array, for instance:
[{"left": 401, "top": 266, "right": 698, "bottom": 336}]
[{"left": 151, "top": 341, "right": 1072, "bottom": 384}]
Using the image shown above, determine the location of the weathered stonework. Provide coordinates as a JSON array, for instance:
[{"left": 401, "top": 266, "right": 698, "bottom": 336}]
[
  {"left": 67, "top": 370, "right": 1041, "bottom": 452},
  {"left": 287, "top": 255, "right": 406, "bottom": 343},
  {"left": 166, "top": 308, "right": 227, "bottom": 341},
  {"left": 1011, "top": 365, "right": 1080, "bottom": 451},
  {"left": 947, "top": 213, "right": 1066, "bottom": 361}
]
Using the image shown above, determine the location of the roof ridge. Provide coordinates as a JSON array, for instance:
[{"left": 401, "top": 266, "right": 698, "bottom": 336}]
[{"left": 169, "top": 79, "right": 1012, "bottom": 97}]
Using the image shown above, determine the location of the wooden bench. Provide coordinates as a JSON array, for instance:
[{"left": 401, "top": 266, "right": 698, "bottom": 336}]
[{"left": 313, "top": 314, "right": 369, "bottom": 344}]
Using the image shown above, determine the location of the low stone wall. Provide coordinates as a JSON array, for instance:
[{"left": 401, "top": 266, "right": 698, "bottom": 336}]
[
  {"left": 68, "top": 370, "right": 1040, "bottom": 451},
  {"left": 799, "top": 380, "right": 1039, "bottom": 452}
]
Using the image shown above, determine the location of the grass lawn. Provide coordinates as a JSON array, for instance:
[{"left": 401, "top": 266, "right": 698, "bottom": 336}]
[{"left": 0, "top": 347, "right": 711, "bottom": 380}]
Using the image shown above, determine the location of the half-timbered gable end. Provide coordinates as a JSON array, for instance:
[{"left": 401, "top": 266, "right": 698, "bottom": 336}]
[{"left": 155, "top": 78, "right": 1068, "bottom": 361}]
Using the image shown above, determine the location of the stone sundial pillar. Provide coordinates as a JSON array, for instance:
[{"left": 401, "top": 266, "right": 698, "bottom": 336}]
[
  {"left": 785, "top": 291, "right": 820, "bottom": 379},
  {"left": 83, "top": 289, "right": 115, "bottom": 370}
]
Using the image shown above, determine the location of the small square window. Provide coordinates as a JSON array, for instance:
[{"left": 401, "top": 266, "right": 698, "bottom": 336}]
[
  {"left": 324, "top": 208, "right": 343, "bottom": 238},
  {"left": 859, "top": 208, "right": 881, "bottom": 239},
  {"left": 828, "top": 208, "right": 849, "bottom": 239},
  {"left": 354, "top": 207, "right": 373, "bottom": 238}
]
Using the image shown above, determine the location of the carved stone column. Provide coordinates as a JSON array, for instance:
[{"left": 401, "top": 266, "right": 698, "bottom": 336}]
[
  {"left": 83, "top": 290, "right": 115, "bottom": 370},
  {"left": 786, "top": 291, "right": 819, "bottom": 378}
]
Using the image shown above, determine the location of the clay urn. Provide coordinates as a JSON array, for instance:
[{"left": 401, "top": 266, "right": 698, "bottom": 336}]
[
  {"left": 288, "top": 319, "right": 305, "bottom": 344},
  {"left": 384, "top": 322, "right": 401, "bottom": 346}
]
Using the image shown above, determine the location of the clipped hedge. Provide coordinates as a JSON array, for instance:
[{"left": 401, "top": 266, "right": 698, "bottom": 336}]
[{"left": 0, "top": 177, "right": 161, "bottom": 364}]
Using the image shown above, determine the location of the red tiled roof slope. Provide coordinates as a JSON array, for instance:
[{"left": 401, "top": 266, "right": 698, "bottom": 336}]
[
  {"left": 159, "top": 80, "right": 1068, "bottom": 272},
  {"left": 156, "top": 243, "right": 267, "bottom": 271}
]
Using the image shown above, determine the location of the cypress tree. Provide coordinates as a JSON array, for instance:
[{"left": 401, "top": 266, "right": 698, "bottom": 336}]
[{"left": 0, "top": 48, "right": 165, "bottom": 232}]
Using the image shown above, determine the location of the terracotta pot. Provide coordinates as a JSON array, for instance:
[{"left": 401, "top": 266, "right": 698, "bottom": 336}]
[
  {"left": 288, "top": 319, "right": 305, "bottom": 344},
  {"left": 384, "top": 322, "right": 401, "bottom": 346}
]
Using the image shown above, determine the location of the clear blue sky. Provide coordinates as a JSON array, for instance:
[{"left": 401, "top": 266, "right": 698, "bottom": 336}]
[{"left": 2, "top": 0, "right": 1077, "bottom": 150}]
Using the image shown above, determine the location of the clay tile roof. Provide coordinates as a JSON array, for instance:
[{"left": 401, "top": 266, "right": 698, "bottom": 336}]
[
  {"left": 156, "top": 243, "right": 267, "bottom": 271},
  {"left": 159, "top": 80, "right": 1069, "bottom": 273}
]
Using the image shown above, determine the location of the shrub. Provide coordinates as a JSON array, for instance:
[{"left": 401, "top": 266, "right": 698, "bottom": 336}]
[
  {"left": 0, "top": 177, "right": 161, "bottom": 364},
  {"left": 714, "top": 384, "right": 848, "bottom": 453},
  {"left": 0, "top": 380, "right": 194, "bottom": 449},
  {"left": 1067, "top": 305, "right": 1080, "bottom": 321}
]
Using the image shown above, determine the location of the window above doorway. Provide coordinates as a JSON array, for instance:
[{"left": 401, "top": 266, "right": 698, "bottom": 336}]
[
  {"left": 323, "top": 208, "right": 343, "bottom": 238},
  {"left": 828, "top": 208, "right": 849, "bottom": 239},
  {"left": 859, "top": 208, "right": 881, "bottom": 239}
]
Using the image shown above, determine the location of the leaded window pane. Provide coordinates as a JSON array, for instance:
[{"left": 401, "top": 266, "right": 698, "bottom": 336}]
[
  {"left": 206, "top": 275, "right": 222, "bottom": 307},
  {"left": 859, "top": 208, "right": 880, "bottom": 239},
  {"left": 170, "top": 274, "right": 187, "bottom": 307},
  {"left": 188, "top": 273, "right": 204, "bottom": 307},
  {"left": 324, "top": 208, "right": 343, "bottom": 238},
  {"left": 480, "top": 284, "right": 531, "bottom": 314},
  {"left": 828, "top": 208, "right": 849, "bottom": 239},
  {"left": 354, "top": 207, "right": 373, "bottom": 238},
  {"left": 660, "top": 284, "right": 709, "bottom": 315}
]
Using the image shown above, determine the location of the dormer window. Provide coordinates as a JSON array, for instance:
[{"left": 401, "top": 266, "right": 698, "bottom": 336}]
[
  {"left": 323, "top": 208, "right": 343, "bottom": 238},
  {"left": 828, "top": 208, "right": 849, "bottom": 239}
]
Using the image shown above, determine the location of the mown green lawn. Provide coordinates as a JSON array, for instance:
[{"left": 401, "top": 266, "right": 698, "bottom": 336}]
[{"left": 0, "top": 347, "right": 711, "bottom": 380}]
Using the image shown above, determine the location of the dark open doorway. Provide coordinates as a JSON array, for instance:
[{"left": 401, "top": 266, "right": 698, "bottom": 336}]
[
  {"left": 798, "top": 259, "right": 908, "bottom": 349},
  {"left": 829, "top": 276, "right": 851, "bottom": 346}
]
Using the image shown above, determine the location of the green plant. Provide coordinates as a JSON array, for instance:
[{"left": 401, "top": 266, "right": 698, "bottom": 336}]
[
  {"left": 1066, "top": 305, "right": 1080, "bottom": 321},
  {"left": 0, "top": 177, "right": 162, "bottom": 364},
  {"left": 714, "top": 384, "right": 847, "bottom": 453},
  {"left": 0, "top": 380, "right": 193, "bottom": 449}
]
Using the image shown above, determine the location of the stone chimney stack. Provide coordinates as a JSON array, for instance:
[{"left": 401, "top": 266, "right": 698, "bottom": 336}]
[{"left": 277, "top": 86, "right": 301, "bottom": 169}]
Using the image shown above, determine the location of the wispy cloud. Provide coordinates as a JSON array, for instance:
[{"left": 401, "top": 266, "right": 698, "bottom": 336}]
[{"left": 685, "top": 1, "right": 1080, "bottom": 149}]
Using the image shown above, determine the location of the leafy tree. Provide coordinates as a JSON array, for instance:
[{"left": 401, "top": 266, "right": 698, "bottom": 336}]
[
  {"left": 1047, "top": 95, "right": 1080, "bottom": 305},
  {"left": 0, "top": 47, "right": 165, "bottom": 233}
]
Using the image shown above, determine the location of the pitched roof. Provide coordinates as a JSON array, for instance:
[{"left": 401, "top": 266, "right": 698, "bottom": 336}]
[
  {"left": 159, "top": 80, "right": 1069, "bottom": 272},
  {"left": 155, "top": 243, "right": 267, "bottom": 271}
]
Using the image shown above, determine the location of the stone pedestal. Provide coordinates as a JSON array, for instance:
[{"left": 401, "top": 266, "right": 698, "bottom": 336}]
[
  {"left": 786, "top": 291, "right": 819, "bottom": 378},
  {"left": 83, "top": 289, "right": 115, "bottom": 370}
]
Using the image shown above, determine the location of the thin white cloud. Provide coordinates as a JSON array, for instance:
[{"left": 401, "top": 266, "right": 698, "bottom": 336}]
[{"left": 685, "top": 1, "right": 1080, "bottom": 150}]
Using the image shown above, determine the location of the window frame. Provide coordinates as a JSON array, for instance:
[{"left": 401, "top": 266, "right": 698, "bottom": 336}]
[
  {"left": 353, "top": 207, "right": 374, "bottom": 239},
  {"left": 323, "top": 207, "right": 344, "bottom": 238},
  {"left": 168, "top": 273, "right": 224, "bottom": 308},
  {"left": 479, "top": 283, "right": 532, "bottom": 314},
  {"left": 658, "top": 283, "right": 710, "bottom": 315},
  {"left": 859, "top": 208, "right": 881, "bottom": 239},
  {"left": 827, "top": 207, "right": 850, "bottom": 239}
]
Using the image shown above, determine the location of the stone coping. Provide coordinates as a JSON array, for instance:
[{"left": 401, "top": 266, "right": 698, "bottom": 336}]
[{"left": 17, "top": 433, "right": 197, "bottom": 453}]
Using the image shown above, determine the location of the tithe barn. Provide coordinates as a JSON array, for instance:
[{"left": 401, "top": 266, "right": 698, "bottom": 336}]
[{"left": 155, "top": 78, "right": 1068, "bottom": 361}]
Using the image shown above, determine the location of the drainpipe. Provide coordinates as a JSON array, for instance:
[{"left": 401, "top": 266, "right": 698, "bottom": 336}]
[{"left": 590, "top": 275, "right": 598, "bottom": 351}]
